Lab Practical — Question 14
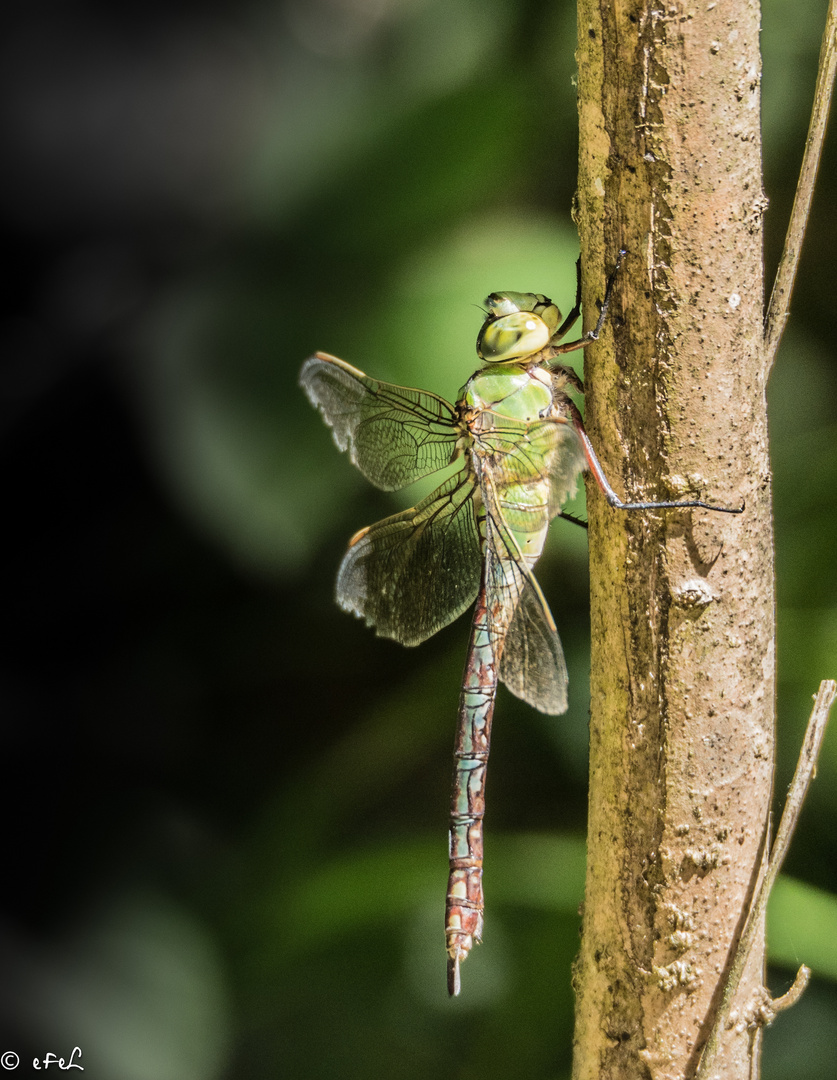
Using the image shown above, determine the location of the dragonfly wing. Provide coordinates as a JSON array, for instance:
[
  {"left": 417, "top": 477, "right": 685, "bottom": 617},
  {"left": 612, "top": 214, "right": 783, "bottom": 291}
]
[
  {"left": 337, "top": 470, "right": 482, "bottom": 646},
  {"left": 300, "top": 352, "right": 461, "bottom": 490},
  {"left": 500, "top": 579, "right": 569, "bottom": 715},
  {"left": 476, "top": 417, "right": 585, "bottom": 518},
  {"left": 479, "top": 468, "right": 569, "bottom": 715},
  {"left": 523, "top": 418, "right": 587, "bottom": 519}
]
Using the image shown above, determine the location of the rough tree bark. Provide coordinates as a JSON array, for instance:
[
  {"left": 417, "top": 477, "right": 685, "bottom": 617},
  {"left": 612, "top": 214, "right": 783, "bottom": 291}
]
[{"left": 572, "top": 2, "right": 773, "bottom": 1079}]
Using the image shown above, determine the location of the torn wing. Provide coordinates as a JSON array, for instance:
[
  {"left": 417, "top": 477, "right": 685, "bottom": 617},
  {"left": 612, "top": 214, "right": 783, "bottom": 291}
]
[{"left": 300, "top": 352, "right": 462, "bottom": 490}]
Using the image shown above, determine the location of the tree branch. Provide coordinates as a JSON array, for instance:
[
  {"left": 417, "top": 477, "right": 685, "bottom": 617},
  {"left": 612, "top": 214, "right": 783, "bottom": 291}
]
[
  {"left": 573, "top": 2, "right": 771, "bottom": 1077},
  {"left": 695, "top": 680, "right": 837, "bottom": 1080},
  {"left": 763, "top": 0, "right": 837, "bottom": 369}
]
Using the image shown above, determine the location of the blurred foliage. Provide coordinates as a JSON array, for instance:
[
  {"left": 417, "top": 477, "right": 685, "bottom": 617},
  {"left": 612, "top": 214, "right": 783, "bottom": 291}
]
[{"left": 1, "top": 0, "right": 836, "bottom": 1077}]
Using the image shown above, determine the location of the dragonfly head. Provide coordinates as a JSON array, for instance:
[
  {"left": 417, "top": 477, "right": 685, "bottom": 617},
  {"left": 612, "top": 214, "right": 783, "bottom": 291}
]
[{"left": 476, "top": 292, "right": 561, "bottom": 363}]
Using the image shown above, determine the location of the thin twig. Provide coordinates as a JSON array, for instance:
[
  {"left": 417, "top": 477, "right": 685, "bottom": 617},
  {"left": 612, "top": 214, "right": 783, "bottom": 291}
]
[
  {"left": 768, "top": 964, "right": 811, "bottom": 1015},
  {"left": 764, "top": 681, "right": 836, "bottom": 880},
  {"left": 764, "top": 0, "right": 837, "bottom": 369},
  {"left": 695, "top": 680, "right": 837, "bottom": 1080}
]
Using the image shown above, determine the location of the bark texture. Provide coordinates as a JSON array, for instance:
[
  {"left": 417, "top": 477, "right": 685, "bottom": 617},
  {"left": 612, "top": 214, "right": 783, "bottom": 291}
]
[{"left": 572, "top": 2, "right": 774, "bottom": 1078}]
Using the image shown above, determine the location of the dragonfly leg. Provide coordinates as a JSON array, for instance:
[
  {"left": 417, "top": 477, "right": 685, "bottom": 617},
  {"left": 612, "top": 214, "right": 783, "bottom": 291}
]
[
  {"left": 550, "top": 363, "right": 585, "bottom": 396},
  {"left": 559, "top": 509, "right": 589, "bottom": 530},
  {"left": 552, "top": 257, "right": 583, "bottom": 340},
  {"left": 546, "top": 249, "right": 626, "bottom": 359},
  {"left": 570, "top": 404, "right": 745, "bottom": 515}
]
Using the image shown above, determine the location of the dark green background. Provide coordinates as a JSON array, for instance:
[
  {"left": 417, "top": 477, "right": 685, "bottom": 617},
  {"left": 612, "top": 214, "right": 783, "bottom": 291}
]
[{"left": 2, "top": 0, "right": 836, "bottom": 1076}]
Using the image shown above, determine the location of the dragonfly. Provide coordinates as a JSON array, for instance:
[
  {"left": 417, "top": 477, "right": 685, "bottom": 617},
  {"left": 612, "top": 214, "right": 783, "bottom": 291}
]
[{"left": 299, "top": 252, "right": 742, "bottom": 996}]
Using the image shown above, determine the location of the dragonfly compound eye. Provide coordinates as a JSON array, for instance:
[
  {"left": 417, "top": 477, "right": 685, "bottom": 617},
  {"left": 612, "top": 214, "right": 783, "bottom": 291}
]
[{"left": 477, "top": 310, "right": 552, "bottom": 363}]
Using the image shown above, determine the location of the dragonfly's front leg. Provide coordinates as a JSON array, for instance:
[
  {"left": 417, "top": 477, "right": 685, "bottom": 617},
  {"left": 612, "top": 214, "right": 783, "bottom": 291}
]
[
  {"left": 446, "top": 573, "right": 499, "bottom": 996},
  {"left": 545, "top": 248, "right": 626, "bottom": 359},
  {"left": 549, "top": 363, "right": 585, "bottom": 396}
]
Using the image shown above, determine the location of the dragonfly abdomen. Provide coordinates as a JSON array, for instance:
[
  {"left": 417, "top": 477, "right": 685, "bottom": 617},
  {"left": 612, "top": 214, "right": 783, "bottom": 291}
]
[
  {"left": 497, "top": 484, "right": 552, "bottom": 565},
  {"left": 446, "top": 574, "right": 500, "bottom": 996}
]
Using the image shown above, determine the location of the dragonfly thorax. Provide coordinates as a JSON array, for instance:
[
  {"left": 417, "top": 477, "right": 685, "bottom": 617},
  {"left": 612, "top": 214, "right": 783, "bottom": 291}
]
[
  {"left": 462, "top": 364, "right": 553, "bottom": 422},
  {"left": 477, "top": 292, "right": 561, "bottom": 364}
]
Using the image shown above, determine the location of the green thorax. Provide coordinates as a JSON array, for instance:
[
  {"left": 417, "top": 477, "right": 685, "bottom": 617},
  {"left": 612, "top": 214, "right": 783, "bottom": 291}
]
[{"left": 460, "top": 363, "right": 553, "bottom": 424}]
